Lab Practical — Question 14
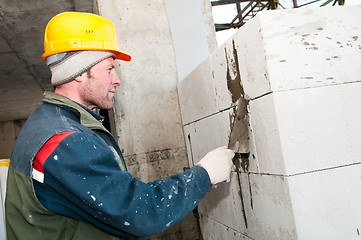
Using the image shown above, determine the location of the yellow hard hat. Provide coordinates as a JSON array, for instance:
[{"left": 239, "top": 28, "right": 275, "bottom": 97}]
[{"left": 42, "top": 12, "right": 131, "bottom": 61}]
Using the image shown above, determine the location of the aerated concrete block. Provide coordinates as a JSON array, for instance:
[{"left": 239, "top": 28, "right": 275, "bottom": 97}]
[
  {"left": 212, "top": 37, "right": 241, "bottom": 110},
  {"left": 197, "top": 172, "right": 246, "bottom": 233},
  {"left": 178, "top": 57, "right": 217, "bottom": 125},
  {"left": 232, "top": 15, "right": 270, "bottom": 101},
  {"left": 199, "top": 171, "right": 297, "bottom": 240},
  {"left": 183, "top": 109, "right": 258, "bottom": 173},
  {"left": 261, "top": 6, "right": 361, "bottom": 92},
  {"left": 178, "top": 31, "right": 246, "bottom": 126},
  {"left": 288, "top": 163, "right": 361, "bottom": 240},
  {"left": 250, "top": 82, "right": 361, "bottom": 175},
  {"left": 183, "top": 109, "right": 231, "bottom": 167},
  {"left": 248, "top": 94, "right": 285, "bottom": 175},
  {"left": 231, "top": 5, "right": 361, "bottom": 100},
  {"left": 244, "top": 173, "right": 297, "bottom": 240}
]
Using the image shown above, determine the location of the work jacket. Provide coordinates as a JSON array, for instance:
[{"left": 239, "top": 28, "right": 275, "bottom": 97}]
[{"left": 5, "top": 91, "right": 211, "bottom": 239}]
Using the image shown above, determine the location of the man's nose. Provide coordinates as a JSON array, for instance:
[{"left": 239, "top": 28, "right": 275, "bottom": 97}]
[{"left": 113, "top": 73, "right": 121, "bottom": 86}]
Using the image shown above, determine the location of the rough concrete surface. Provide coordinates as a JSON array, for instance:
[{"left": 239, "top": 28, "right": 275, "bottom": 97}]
[
  {"left": 0, "top": 0, "right": 94, "bottom": 122},
  {"left": 97, "top": 1, "right": 216, "bottom": 239}
]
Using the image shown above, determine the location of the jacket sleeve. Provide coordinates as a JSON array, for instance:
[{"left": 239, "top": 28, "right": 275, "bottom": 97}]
[{"left": 33, "top": 131, "right": 211, "bottom": 238}]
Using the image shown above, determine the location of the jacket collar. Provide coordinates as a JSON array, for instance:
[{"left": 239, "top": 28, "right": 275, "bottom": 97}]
[{"left": 42, "top": 91, "right": 109, "bottom": 133}]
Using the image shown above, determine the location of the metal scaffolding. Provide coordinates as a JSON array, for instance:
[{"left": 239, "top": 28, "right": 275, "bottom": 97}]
[{"left": 211, "top": 0, "right": 346, "bottom": 31}]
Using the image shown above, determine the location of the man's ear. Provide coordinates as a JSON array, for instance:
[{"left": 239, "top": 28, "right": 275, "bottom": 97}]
[{"left": 74, "top": 72, "right": 86, "bottom": 83}]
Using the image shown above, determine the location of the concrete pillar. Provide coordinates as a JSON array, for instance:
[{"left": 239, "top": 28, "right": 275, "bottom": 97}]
[
  {"left": 95, "top": 0, "right": 216, "bottom": 238},
  {"left": 178, "top": 5, "right": 361, "bottom": 239}
]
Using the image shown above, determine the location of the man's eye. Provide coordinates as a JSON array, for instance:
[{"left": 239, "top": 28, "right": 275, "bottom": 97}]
[{"left": 108, "top": 66, "right": 115, "bottom": 73}]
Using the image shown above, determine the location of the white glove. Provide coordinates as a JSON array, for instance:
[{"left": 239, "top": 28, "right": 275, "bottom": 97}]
[{"left": 196, "top": 146, "right": 235, "bottom": 185}]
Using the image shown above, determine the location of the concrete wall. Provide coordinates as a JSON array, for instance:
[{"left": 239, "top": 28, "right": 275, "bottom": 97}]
[
  {"left": 96, "top": 0, "right": 215, "bottom": 239},
  {"left": 178, "top": 5, "right": 361, "bottom": 240}
]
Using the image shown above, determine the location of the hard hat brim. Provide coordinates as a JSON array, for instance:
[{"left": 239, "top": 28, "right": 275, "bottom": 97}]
[{"left": 115, "top": 50, "right": 131, "bottom": 61}]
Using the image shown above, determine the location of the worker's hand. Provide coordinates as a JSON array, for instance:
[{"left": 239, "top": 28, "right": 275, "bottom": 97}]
[{"left": 196, "top": 146, "right": 234, "bottom": 185}]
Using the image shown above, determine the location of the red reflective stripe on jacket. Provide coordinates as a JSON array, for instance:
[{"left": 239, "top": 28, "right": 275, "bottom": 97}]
[{"left": 33, "top": 132, "right": 75, "bottom": 173}]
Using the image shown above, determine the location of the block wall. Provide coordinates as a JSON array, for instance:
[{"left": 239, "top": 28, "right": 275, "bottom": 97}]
[{"left": 178, "top": 5, "right": 361, "bottom": 240}]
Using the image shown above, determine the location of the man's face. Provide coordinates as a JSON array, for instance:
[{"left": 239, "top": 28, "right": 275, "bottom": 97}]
[{"left": 80, "top": 57, "right": 121, "bottom": 110}]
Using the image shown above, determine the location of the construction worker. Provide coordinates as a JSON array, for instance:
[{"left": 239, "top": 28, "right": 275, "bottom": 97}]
[{"left": 5, "top": 12, "right": 234, "bottom": 239}]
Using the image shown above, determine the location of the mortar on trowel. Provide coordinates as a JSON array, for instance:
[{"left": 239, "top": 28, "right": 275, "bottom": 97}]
[{"left": 228, "top": 96, "right": 250, "bottom": 171}]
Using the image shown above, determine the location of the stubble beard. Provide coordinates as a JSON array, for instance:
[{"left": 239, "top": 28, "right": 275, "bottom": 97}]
[
  {"left": 81, "top": 81, "right": 114, "bottom": 110},
  {"left": 87, "top": 93, "right": 114, "bottom": 110}
]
